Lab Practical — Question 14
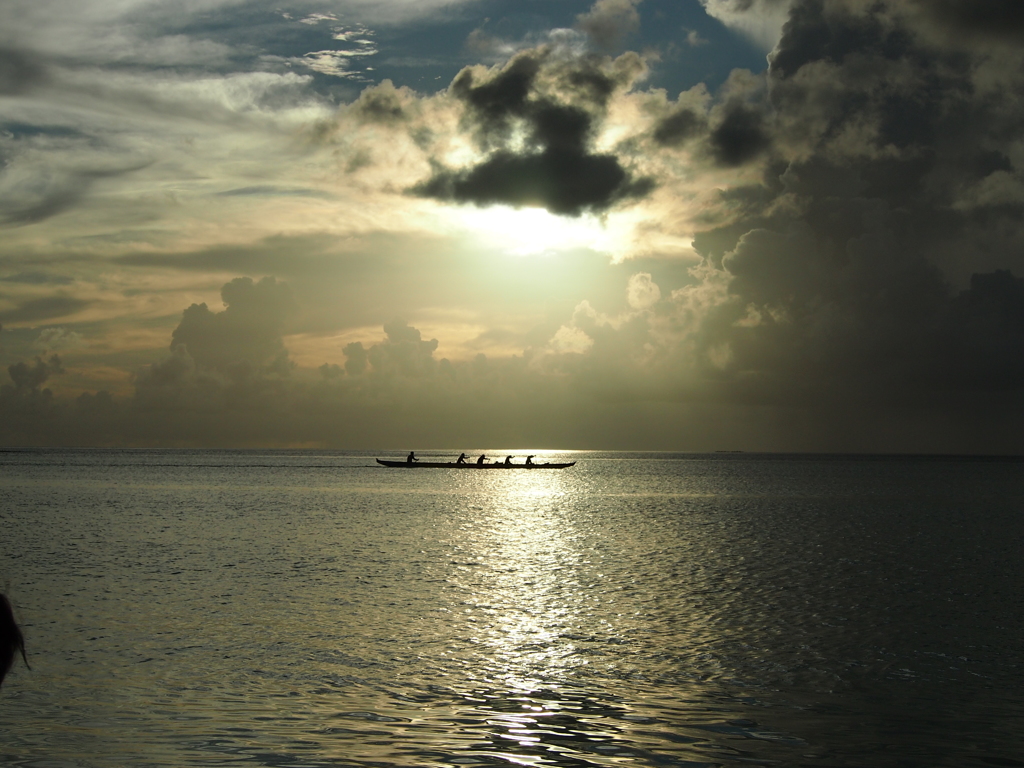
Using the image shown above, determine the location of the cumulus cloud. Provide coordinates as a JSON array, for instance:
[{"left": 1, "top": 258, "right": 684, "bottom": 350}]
[
  {"left": 5, "top": 353, "right": 63, "bottom": 392},
  {"left": 344, "top": 319, "right": 440, "bottom": 379},
  {"left": 550, "top": 323, "right": 595, "bottom": 354},
  {"left": 348, "top": 78, "right": 415, "bottom": 124},
  {"left": 708, "top": 101, "right": 770, "bottom": 166},
  {"left": 700, "top": 0, "right": 794, "bottom": 49},
  {"left": 0, "top": 354, "right": 67, "bottom": 443},
  {"left": 127, "top": 277, "right": 301, "bottom": 441},
  {"left": 34, "top": 327, "right": 82, "bottom": 352},
  {"left": 626, "top": 272, "right": 660, "bottom": 309},
  {"left": 168, "top": 276, "right": 295, "bottom": 377},
  {"left": 576, "top": 0, "right": 643, "bottom": 50},
  {"left": 413, "top": 49, "right": 654, "bottom": 216},
  {"left": 647, "top": 69, "right": 772, "bottom": 172},
  {"left": 645, "top": 0, "right": 1024, "bottom": 421}
]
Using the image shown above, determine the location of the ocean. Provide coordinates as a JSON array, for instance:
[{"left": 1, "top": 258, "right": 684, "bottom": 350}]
[{"left": 1, "top": 449, "right": 1022, "bottom": 767}]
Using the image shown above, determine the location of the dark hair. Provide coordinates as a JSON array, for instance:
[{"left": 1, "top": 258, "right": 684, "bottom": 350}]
[{"left": 1, "top": 594, "right": 29, "bottom": 687}]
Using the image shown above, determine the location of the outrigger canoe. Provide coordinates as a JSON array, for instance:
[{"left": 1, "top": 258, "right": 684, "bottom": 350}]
[{"left": 376, "top": 459, "right": 576, "bottom": 469}]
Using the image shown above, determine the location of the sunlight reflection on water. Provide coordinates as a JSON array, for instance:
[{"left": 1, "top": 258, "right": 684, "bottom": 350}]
[{"left": 467, "top": 471, "right": 586, "bottom": 692}]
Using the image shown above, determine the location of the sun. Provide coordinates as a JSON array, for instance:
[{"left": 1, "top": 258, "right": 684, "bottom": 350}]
[{"left": 449, "top": 204, "right": 622, "bottom": 256}]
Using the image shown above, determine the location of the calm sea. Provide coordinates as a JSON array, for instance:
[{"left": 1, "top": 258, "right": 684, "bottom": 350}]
[{"left": 1, "top": 449, "right": 1022, "bottom": 767}]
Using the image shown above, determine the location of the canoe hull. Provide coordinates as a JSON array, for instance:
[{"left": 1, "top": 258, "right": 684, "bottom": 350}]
[{"left": 376, "top": 459, "right": 575, "bottom": 469}]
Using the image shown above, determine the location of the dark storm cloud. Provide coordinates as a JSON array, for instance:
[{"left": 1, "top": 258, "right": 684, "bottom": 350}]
[
  {"left": 558, "top": 51, "right": 647, "bottom": 107},
  {"left": 944, "top": 270, "right": 1024, "bottom": 389},
  {"left": 709, "top": 103, "right": 770, "bottom": 166},
  {"left": 650, "top": 69, "right": 772, "bottom": 169},
  {"left": 675, "top": 0, "right": 1024, "bottom": 415},
  {"left": 414, "top": 51, "right": 653, "bottom": 216},
  {"left": 453, "top": 54, "right": 540, "bottom": 140},
  {"left": 767, "top": 0, "right": 898, "bottom": 79},
  {"left": 416, "top": 147, "right": 649, "bottom": 216},
  {"left": 913, "top": 0, "right": 1024, "bottom": 40},
  {"left": 764, "top": 1, "right": 1024, "bottom": 220}
]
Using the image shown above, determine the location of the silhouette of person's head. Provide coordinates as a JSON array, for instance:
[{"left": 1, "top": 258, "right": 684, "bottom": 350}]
[{"left": 1, "top": 594, "right": 29, "bottom": 688}]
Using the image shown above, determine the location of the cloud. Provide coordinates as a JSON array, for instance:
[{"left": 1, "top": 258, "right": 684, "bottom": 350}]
[
  {"left": 658, "top": 0, "right": 1024, "bottom": 413},
  {"left": 0, "top": 272, "right": 75, "bottom": 285},
  {"left": 576, "top": 0, "right": 643, "bottom": 50},
  {"left": 550, "top": 323, "right": 594, "bottom": 354},
  {"left": 911, "top": 0, "right": 1024, "bottom": 42},
  {"left": 381, "top": 0, "right": 1024, "bottom": 449},
  {"left": 125, "top": 276, "right": 300, "bottom": 440},
  {"left": 0, "top": 47, "right": 48, "bottom": 95},
  {"left": 0, "top": 65, "right": 322, "bottom": 236},
  {"left": 345, "top": 319, "right": 440, "bottom": 378},
  {"left": 298, "top": 51, "right": 365, "bottom": 79},
  {"left": 34, "top": 327, "right": 82, "bottom": 352},
  {"left": 214, "top": 185, "right": 335, "bottom": 199},
  {"left": 626, "top": 272, "right": 660, "bottom": 309},
  {"left": 699, "top": 0, "right": 794, "bottom": 50},
  {"left": 5, "top": 353, "right": 63, "bottom": 392},
  {"left": 416, "top": 148, "right": 645, "bottom": 216},
  {"left": 0, "top": 295, "right": 92, "bottom": 324},
  {"left": 0, "top": 164, "right": 144, "bottom": 227},
  {"left": 944, "top": 270, "right": 1024, "bottom": 389},
  {"left": 113, "top": 234, "right": 342, "bottom": 274},
  {"left": 413, "top": 49, "right": 654, "bottom": 216},
  {"left": 2, "top": 0, "right": 1024, "bottom": 452},
  {"left": 347, "top": 78, "right": 415, "bottom": 124},
  {"left": 647, "top": 68, "right": 771, "bottom": 174},
  {"left": 652, "top": 107, "right": 706, "bottom": 147},
  {"left": 684, "top": 29, "right": 711, "bottom": 47},
  {"left": 168, "top": 276, "right": 295, "bottom": 376},
  {"left": 708, "top": 102, "right": 770, "bottom": 166},
  {"left": 0, "top": 354, "right": 67, "bottom": 442}
]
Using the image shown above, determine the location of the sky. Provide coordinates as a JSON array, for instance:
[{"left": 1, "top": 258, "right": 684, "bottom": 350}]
[{"left": 1, "top": 0, "right": 1023, "bottom": 452}]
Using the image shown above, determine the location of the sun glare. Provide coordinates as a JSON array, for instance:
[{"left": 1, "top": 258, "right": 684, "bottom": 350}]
[{"left": 451, "top": 205, "right": 621, "bottom": 256}]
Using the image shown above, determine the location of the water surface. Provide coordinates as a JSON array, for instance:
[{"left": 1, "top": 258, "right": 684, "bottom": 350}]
[{"left": 2, "top": 450, "right": 1022, "bottom": 766}]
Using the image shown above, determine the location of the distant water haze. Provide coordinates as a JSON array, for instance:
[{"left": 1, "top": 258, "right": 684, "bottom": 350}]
[{"left": 2, "top": 449, "right": 1022, "bottom": 766}]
